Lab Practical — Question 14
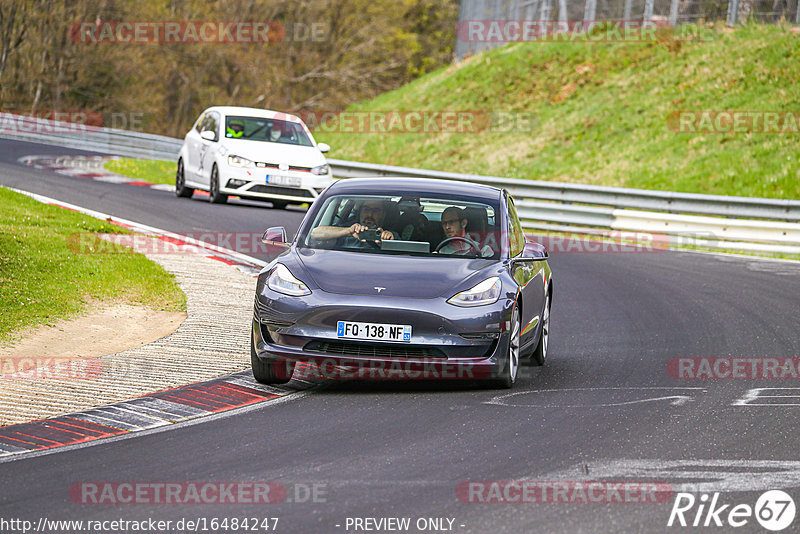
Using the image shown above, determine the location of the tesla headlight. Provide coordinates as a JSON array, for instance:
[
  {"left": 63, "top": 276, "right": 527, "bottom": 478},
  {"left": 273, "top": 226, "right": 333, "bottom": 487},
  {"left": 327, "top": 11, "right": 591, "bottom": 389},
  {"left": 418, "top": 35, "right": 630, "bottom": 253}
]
[
  {"left": 267, "top": 264, "right": 311, "bottom": 296},
  {"left": 228, "top": 155, "right": 253, "bottom": 168},
  {"left": 311, "top": 163, "right": 329, "bottom": 175},
  {"left": 447, "top": 277, "right": 501, "bottom": 307}
]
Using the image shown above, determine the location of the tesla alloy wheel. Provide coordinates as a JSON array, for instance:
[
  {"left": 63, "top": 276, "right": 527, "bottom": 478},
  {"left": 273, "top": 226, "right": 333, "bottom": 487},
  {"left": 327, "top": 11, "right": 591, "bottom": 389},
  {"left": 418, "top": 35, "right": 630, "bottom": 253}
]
[
  {"left": 493, "top": 307, "right": 520, "bottom": 389},
  {"left": 532, "top": 295, "right": 550, "bottom": 366}
]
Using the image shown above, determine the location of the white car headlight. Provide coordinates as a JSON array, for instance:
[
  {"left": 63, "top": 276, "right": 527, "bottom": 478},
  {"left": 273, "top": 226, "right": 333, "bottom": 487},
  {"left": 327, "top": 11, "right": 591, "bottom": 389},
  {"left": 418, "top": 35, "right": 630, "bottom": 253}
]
[
  {"left": 311, "top": 164, "right": 329, "bottom": 175},
  {"left": 228, "top": 155, "right": 253, "bottom": 168},
  {"left": 267, "top": 264, "right": 311, "bottom": 296},
  {"left": 447, "top": 277, "right": 501, "bottom": 307}
]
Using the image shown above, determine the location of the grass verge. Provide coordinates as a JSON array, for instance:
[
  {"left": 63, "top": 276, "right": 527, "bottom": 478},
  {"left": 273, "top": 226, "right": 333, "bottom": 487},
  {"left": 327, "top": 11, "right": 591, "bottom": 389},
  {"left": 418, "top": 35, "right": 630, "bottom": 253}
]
[
  {"left": 105, "top": 157, "right": 175, "bottom": 185},
  {"left": 0, "top": 187, "right": 186, "bottom": 341}
]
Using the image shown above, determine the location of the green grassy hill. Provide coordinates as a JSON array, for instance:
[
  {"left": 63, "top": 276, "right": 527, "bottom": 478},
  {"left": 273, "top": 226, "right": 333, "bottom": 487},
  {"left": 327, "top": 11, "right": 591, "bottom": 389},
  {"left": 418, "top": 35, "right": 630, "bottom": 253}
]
[{"left": 315, "top": 24, "right": 800, "bottom": 199}]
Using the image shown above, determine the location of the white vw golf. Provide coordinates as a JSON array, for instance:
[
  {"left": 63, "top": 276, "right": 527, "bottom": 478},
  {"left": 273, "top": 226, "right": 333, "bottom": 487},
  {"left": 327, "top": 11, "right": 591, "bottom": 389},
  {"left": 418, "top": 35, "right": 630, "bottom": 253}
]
[{"left": 176, "top": 106, "right": 333, "bottom": 209}]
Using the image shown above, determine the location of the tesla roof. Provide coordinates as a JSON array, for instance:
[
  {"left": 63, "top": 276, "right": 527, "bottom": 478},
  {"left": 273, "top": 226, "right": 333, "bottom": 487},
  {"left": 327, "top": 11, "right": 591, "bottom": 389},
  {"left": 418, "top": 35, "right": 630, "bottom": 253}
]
[{"left": 327, "top": 177, "right": 503, "bottom": 201}]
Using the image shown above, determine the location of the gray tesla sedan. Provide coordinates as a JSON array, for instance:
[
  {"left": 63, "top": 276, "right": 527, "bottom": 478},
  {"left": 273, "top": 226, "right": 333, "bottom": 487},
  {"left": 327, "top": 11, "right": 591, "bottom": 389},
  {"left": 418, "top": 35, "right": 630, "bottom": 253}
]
[{"left": 252, "top": 177, "right": 552, "bottom": 388}]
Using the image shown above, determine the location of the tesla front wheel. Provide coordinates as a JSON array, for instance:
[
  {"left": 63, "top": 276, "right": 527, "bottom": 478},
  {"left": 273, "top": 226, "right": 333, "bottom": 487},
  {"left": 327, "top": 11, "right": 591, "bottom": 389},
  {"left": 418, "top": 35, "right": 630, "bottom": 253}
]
[
  {"left": 532, "top": 295, "right": 550, "bottom": 366},
  {"left": 491, "top": 307, "right": 520, "bottom": 389},
  {"left": 251, "top": 338, "right": 294, "bottom": 384}
]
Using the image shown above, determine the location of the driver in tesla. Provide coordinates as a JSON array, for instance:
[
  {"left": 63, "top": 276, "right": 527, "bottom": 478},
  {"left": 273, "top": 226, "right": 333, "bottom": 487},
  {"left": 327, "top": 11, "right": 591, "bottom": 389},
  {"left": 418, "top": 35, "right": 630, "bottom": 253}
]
[
  {"left": 437, "top": 206, "right": 493, "bottom": 257},
  {"left": 310, "top": 199, "right": 397, "bottom": 248}
]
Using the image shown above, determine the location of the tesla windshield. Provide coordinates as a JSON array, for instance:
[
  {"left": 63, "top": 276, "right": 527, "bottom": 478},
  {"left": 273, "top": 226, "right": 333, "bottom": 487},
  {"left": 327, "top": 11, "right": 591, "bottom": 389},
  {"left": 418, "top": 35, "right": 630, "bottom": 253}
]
[
  {"left": 224, "top": 116, "right": 313, "bottom": 147},
  {"left": 303, "top": 194, "right": 502, "bottom": 259}
]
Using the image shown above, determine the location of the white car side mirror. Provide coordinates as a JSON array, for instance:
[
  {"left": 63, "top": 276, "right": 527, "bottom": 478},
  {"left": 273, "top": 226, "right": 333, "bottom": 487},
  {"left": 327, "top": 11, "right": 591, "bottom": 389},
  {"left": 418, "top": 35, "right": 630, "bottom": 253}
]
[
  {"left": 317, "top": 142, "right": 330, "bottom": 153},
  {"left": 200, "top": 130, "right": 216, "bottom": 141}
]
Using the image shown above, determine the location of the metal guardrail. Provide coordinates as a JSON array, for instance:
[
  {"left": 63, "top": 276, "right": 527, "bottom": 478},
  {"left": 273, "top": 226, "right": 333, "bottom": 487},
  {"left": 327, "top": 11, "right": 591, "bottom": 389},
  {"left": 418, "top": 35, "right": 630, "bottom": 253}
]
[
  {"left": 327, "top": 158, "right": 800, "bottom": 222},
  {"left": 0, "top": 114, "right": 182, "bottom": 160},
  {"left": 2, "top": 112, "right": 799, "bottom": 253}
]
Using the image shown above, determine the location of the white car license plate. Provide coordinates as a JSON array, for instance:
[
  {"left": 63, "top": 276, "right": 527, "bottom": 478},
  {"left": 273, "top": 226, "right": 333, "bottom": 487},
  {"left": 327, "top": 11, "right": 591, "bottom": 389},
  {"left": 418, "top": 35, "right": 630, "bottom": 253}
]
[
  {"left": 337, "top": 321, "right": 412, "bottom": 343},
  {"left": 266, "top": 174, "right": 301, "bottom": 187}
]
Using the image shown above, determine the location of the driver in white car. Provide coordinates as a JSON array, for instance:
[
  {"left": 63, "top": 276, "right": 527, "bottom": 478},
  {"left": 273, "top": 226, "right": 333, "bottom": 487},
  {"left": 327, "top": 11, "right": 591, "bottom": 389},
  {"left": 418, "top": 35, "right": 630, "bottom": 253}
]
[
  {"left": 438, "top": 206, "right": 493, "bottom": 257},
  {"left": 269, "top": 123, "right": 283, "bottom": 142}
]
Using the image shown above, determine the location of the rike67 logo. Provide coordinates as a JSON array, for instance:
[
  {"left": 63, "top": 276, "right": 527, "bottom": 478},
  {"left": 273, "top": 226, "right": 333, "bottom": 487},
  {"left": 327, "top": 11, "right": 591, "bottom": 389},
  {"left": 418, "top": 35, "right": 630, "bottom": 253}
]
[{"left": 668, "top": 490, "right": 796, "bottom": 531}]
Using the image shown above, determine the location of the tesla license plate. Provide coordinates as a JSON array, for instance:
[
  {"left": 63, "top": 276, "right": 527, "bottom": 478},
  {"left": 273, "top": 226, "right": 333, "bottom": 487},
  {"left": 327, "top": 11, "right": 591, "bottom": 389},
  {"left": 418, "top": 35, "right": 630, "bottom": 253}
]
[
  {"left": 337, "top": 321, "right": 412, "bottom": 343},
  {"left": 266, "top": 174, "right": 301, "bottom": 187}
]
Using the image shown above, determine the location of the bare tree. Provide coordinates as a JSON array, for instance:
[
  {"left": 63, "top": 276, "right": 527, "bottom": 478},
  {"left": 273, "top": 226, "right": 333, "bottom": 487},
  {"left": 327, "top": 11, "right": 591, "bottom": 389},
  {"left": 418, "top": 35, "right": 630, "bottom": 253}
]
[{"left": 0, "top": 0, "right": 29, "bottom": 104}]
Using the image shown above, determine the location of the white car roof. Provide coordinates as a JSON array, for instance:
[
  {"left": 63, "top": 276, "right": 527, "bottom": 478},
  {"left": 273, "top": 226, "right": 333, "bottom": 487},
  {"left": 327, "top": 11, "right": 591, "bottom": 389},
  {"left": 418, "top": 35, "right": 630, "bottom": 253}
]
[{"left": 204, "top": 106, "right": 302, "bottom": 123}]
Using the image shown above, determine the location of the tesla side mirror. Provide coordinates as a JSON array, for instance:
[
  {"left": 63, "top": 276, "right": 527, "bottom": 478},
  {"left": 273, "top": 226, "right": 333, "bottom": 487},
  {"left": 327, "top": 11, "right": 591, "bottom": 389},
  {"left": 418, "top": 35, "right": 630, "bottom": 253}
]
[
  {"left": 317, "top": 142, "right": 330, "bottom": 153},
  {"left": 200, "top": 130, "right": 216, "bottom": 141},
  {"left": 521, "top": 242, "right": 548, "bottom": 260},
  {"left": 262, "top": 226, "right": 289, "bottom": 247}
]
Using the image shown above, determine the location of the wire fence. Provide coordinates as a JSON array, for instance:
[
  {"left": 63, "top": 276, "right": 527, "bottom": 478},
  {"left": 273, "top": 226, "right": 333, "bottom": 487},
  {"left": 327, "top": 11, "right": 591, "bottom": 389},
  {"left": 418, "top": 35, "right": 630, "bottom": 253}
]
[{"left": 456, "top": 0, "right": 799, "bottom": 58}]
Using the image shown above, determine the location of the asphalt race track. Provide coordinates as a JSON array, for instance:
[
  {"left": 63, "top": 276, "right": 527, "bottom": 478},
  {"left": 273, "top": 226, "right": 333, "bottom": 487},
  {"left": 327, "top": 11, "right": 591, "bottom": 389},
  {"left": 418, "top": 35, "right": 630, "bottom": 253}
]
[{"left": 2, "top": 138, "right": 800, "bottom": 533}]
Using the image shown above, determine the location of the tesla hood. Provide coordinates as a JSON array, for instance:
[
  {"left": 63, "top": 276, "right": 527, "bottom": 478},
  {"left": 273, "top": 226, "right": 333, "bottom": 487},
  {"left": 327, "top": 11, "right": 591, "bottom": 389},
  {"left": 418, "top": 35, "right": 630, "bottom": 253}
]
[{"left": 296, "top": 249, "right": 494, "bottom": 299}]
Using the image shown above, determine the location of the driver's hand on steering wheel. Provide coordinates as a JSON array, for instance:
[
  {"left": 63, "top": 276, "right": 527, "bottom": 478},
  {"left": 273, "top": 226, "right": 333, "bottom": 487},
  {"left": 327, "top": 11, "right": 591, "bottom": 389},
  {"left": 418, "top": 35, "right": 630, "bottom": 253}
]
[{"left": 435, "top": 236, "right": 479, "bottom": 254}]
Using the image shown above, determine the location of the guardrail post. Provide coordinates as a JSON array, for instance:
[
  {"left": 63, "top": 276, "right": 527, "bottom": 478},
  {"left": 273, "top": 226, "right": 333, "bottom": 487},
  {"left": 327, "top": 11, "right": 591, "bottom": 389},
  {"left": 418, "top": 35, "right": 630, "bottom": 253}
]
[
  {"left": 643, "top": 0, "right": 654, "bottom": 23},
  {"left": 584, "top": 0, "right": 597, "bottom": 23},
  {"left": 540, "top": 0, "right": 550, "bottom": 24},
  {"left": 624, "top": 0, "right": 633, "bottom": 21},
  {"left": 726, "top": 0, "right": 740, "bottom": 25},
  {"left": 669, "top": 0, "right": 680, "bottom": 25},
  {"left": 540, "top": 0, "right": 552, "bottom": 36},
  {"left": 796, "top": 0, "right": 800, "bottom": 23}
]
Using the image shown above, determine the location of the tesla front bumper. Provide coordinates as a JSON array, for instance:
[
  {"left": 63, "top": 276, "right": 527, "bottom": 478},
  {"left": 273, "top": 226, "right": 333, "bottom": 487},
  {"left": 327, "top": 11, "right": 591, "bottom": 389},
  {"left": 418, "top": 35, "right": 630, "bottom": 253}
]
[{"left": 252, "top": 291, "right": 515, "bottom": 380}]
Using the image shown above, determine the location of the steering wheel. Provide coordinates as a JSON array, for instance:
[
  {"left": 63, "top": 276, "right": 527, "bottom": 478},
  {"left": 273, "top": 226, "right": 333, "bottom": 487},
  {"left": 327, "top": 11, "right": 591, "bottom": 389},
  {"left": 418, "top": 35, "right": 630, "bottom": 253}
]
[{"left": 435, "top": 236, "right": 481, "bottom": 254}]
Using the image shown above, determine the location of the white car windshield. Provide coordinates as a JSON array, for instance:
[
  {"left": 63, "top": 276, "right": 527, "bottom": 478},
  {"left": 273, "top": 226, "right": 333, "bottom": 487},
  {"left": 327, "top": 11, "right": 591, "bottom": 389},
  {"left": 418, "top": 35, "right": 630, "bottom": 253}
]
[
  {"left": 224, "top": 116, "right": 313, "bottom": 147},
  {"left": 302, "top": 194, "right": 501, "bottom": 259}
]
